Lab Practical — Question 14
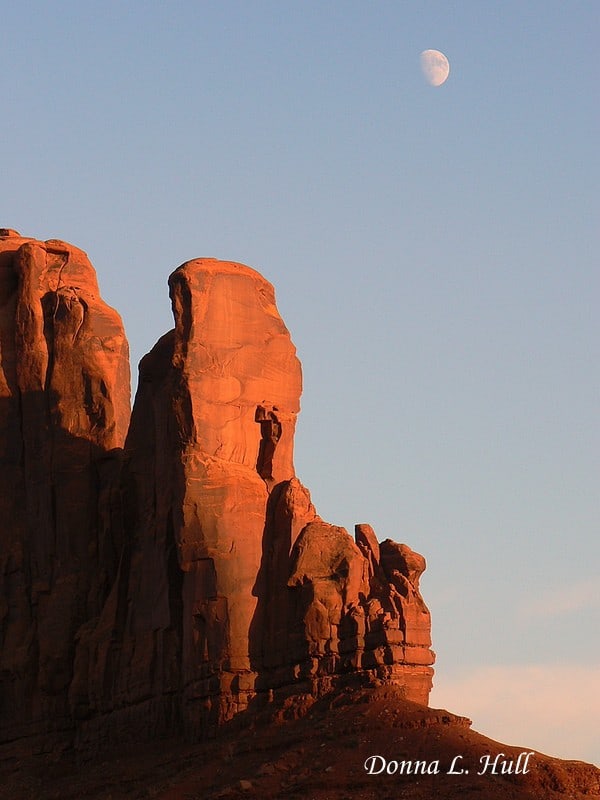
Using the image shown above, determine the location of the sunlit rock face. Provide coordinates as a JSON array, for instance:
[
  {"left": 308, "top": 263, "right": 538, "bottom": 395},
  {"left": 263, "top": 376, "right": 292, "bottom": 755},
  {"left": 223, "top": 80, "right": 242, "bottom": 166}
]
[
  {"left": 0, "top": 230, "right": 130, "bottom": 752},
  {"left": 77, "top": 257, "right": 433, "bottom": 740},
  {"left": 167, "top": 260, "right": 303, "bottom": 719},
  {"left": 77, "top": 258, "right": 306, "bottom": 739},
  {"left": 0, "top": 235, "right": 434, "bottom": 753}
]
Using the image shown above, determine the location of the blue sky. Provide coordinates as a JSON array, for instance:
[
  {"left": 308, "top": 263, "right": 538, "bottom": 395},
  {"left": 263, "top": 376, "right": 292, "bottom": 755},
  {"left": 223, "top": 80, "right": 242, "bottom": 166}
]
[{"left": 2, "top": 1, "right": 598, "bottom": 764}]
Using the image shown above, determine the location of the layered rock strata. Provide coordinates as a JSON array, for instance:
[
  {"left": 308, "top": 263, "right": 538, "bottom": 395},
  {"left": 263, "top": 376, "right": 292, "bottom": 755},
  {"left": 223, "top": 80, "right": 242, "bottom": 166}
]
[{"left": 0, "top": 231, "right": 434, "bottom": 754}]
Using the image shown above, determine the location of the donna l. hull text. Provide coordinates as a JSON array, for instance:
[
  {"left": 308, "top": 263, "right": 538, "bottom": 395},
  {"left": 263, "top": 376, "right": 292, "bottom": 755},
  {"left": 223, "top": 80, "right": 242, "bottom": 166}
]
[{"left": 364, "top": 751, "right": 535, "bottom": 777}]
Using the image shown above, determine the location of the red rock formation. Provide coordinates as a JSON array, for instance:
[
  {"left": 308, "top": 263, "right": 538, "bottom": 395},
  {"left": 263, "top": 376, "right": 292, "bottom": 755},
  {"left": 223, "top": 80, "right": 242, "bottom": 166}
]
[
  {"left": 0, "top": 236, "right": 433, "bottom": 753},
  {"left": 0, "top": 229, "right": 130, "bottom": 753},
  {"left": 74, "top": 258, "right": 307, "bottom": 741},
  {"left": 282, "top": 522, "right": 433, "bottom": 704},
  {"left": 69, "top": 255, "right": 434, "bottom": 746},
  {"left": 3, "top": 233, "right": 599, "bottom": 797}
]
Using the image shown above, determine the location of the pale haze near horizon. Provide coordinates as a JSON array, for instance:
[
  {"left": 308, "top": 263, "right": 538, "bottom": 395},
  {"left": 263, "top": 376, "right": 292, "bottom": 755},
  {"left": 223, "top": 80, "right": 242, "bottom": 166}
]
[{"left": 1, "top": 1, "right": 598, "bottom": 766}]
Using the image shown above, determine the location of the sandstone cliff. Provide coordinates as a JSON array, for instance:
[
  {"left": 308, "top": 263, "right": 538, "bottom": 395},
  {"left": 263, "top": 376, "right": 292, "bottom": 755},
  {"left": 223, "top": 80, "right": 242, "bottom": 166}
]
[
  {"left": 0, "top": 231, "right": 433, "bottom": 755},
  {"left": 1, "top": 230, "right": 598, "bottom": 800},
  {"left": 0, "top": 229, "right": 130, "bottom": 754}
]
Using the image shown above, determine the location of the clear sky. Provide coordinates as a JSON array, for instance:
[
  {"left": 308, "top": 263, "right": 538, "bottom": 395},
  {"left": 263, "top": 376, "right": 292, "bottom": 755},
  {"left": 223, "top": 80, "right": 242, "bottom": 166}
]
[{"left": 2, "top": 0, "right": 598, "bottom": 765}]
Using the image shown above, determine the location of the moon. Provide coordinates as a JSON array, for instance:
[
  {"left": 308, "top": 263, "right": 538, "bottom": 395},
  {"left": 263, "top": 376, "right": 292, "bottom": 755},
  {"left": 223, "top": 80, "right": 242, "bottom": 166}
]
[{"left": 420, "top": 49, "right": 450, "bottom": 87}]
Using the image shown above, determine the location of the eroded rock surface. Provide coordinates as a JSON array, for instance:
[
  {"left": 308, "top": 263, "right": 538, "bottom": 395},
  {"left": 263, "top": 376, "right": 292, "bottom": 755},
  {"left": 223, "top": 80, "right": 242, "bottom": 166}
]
[
  {"left": 75, "top": 258, "right": 307, "bottom": 741},
  {"left": 0, "top": 234, "right": 433, "bottom": 755},
  {"left": 0, "top": 229, "right": 130, "bottom": 753}
]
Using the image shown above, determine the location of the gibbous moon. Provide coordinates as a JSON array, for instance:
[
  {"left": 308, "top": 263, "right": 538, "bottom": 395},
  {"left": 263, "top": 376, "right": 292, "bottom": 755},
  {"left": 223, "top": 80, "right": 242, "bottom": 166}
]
[{"left": 420, "top": 49, "right": 450, "bottom": 86}]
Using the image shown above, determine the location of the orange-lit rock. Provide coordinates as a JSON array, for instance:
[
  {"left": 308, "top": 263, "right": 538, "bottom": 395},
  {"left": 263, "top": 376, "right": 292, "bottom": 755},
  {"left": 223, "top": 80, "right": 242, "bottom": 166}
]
[
  {"left": 0, "top": 229, "right": 130, "bottom": 753},
  {"left": 76, "top": 258, "right": 306, "bottom": 739},
  {"left": 3, "top": 233, "right": 598, "bottom": 797},
  {"left": 0, "top": 238, "right": 433, "bottom": 754}
]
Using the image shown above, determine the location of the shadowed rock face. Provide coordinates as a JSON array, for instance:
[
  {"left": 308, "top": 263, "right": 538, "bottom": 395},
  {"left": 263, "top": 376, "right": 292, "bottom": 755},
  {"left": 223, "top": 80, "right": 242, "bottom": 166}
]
[
  {"left": 0, "top": 232, "right": 433, "bottom": 754},
  {"left": 0, "top": 230, "right": 130, "bottom": 751}
]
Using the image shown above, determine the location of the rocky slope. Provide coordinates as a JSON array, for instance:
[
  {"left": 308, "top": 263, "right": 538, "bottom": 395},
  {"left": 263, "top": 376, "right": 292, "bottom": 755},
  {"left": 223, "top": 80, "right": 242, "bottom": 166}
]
[{"left": 1, "top": 686, "right": 598, "bottom": 800}]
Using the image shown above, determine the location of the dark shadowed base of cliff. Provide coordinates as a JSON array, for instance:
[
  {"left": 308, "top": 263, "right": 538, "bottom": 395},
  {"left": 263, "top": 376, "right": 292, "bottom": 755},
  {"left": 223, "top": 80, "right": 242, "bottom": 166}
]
[{"left": 1, "top": 686, "right": 598, "bottom": 800}]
